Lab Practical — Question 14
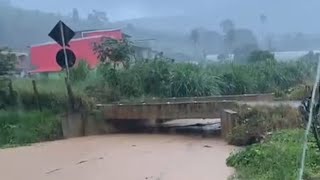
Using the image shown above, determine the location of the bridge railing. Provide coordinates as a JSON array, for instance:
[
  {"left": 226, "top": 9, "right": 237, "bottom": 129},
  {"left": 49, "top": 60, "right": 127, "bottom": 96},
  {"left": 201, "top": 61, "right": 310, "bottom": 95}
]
[{"left": 108, "top": 93, "right": 274, "bottom": 105}]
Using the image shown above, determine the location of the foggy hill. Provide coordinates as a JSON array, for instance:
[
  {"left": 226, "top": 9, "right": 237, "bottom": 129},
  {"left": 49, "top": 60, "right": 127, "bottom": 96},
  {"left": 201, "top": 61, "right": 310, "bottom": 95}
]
[
  {"left": 2, "top": 0, "right": 320, "bottom": 58},
  {"left": 10, "top": 0, "right": 320, "bottom": 34}
]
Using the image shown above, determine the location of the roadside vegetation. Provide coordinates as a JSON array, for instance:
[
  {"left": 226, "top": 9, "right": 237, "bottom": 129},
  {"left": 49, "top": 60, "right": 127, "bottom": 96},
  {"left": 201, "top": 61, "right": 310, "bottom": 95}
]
[
  {"left": 0, "top": 43, "right": 317, "bottom": 148},
  {"left": 227, "top": 130, "right": 320, "bottom": 180},
  {"left": 0, "top": 40, "right": 319, "bottom": 180},
  {"left": 81, "top": 55, "right": 315, "bottom": 103},
  {"left": 0, "top": 110, "right": 62, "bottom": 147},
  {"left": 227, "top": 105, "right": 302, "bottom": 146}
]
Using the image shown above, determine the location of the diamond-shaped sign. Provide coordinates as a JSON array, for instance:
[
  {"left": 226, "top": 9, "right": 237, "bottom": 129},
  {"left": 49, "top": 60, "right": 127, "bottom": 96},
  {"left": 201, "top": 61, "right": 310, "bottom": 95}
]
[{"left": 49, "top": 21, "right": 75, "bottom": 47}]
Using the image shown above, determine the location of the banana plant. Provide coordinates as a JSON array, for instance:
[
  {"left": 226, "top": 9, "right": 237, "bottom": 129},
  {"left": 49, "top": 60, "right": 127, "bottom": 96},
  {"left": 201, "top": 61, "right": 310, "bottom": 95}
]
[{"left": 299, "top": 89, "right": 320, "bottom": 151}]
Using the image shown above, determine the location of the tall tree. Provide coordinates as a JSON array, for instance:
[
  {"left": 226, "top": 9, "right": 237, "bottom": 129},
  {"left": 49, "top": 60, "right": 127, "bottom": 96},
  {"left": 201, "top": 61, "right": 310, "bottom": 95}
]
[
  {"left": 190, "top": 28, "right": 200, "bottom": 45},
  {"left": 93, "top": 37, "right": 134, "bottom": 69},
  {"left": 72, "top": 8, "right": 80, "bottom": 23},
  {"left": 189, "top": 28, "right": 202, "bottom": 59},
  {"left": 259, "top": 14, "right": 268, "bottom": 50},
  {"left": 259, "top": 14, "right": 267, "bottom": 25},
  {"left": 0, "top": 48, "right": 16, "bottom": 77},
  {"left": 220, "top": 19, "right": 235, "bottom": 53},
  {"left": 87, "top": 10, "right": 108, "bottom": 27},
  {"left": 199, "top": 30, "right": 224, "bottom": 54},
  {"left": 220, "top": 19, "right": 235, "bottom": 34}
]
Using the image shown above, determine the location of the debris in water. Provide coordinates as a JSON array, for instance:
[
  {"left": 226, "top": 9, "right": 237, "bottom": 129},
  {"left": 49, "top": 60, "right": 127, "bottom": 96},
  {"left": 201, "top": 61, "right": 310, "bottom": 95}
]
[
  {"left": 77, "top": 160, "right": 88, "bottom": 165},
  {"left": 46, "top": 168, "right": 62, "bottom": 175},
  {"left": 203, "top": 145, "right": 212, "bottom": 148}
]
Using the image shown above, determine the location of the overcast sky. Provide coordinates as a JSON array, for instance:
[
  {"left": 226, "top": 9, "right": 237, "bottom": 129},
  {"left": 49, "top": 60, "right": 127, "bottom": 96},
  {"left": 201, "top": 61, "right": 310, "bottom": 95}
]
[
  {"left": 9, "top": 0, "right": 320, "bottom": 33},
  {"left": 9, "top": 0, "right": 317, "bottom": 20}
]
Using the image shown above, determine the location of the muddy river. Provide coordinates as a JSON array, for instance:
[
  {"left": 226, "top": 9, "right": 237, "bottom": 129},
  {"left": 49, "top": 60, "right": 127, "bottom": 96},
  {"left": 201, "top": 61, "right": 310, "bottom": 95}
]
[{"left": 0, "top": 134, "right": 235, "bottom": 180}]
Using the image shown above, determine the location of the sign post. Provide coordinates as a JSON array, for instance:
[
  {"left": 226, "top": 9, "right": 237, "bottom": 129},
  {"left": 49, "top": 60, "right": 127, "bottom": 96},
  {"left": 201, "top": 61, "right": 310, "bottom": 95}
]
[
  {"left": 49, "top": 20, "right": 76, "bottom": 80},
  {"left": 59, "top": 21, "right": 70, "bottom": 79}
]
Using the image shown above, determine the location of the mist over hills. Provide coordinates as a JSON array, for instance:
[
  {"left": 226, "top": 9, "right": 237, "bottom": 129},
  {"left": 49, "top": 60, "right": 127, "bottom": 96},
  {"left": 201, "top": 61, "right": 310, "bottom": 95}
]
[
  {"left": 2, "top": 0, "right": 320, "bottom": 59},
  {"left": 10, "top": 0, "right": 320, "bottom": 34}
]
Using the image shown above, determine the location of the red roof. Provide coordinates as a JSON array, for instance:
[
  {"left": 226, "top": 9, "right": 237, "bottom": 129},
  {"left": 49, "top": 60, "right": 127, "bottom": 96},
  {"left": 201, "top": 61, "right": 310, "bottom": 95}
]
[
  {"left": 30, "top": 29, "right": 124, "bottom": 73},
  {"left": 81, "top": 29, "right": 124, "bottom": 39}
]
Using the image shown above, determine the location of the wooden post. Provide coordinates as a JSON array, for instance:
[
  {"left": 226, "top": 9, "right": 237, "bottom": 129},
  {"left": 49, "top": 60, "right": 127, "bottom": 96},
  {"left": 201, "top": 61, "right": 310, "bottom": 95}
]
[
  {"left": 32, "top": 80, "right": 42, "bottom": 112},
  {"left": 8, "top": 80, "right": 17, "bottom": 106},
  {"left": 65, "top": 78, "right": 75, "bottom": 111}
]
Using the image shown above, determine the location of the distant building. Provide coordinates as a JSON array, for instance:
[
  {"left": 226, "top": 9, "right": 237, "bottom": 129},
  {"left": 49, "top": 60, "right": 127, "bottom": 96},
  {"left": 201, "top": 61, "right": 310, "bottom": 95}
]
[
  {"left": 1, "top": 51, "right": 29, "bottom": 77},
  {"left": 133, "top": 45, "right": 157, "bottom": 60},
  {"left": 29, "top": 28, "right": 157, "bottom": 75},
  {"left": 206, "top": 50, "right": 320, "bottom": 62},
  {"left": 273, "top": 50, "right": 320, "bottom": 61}
]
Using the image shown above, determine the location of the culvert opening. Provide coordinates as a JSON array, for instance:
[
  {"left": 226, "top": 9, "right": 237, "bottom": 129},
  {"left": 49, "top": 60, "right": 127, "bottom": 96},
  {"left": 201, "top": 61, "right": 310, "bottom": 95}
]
[{"left": 109, "top": 118, "right": 222, "bottom": 137}]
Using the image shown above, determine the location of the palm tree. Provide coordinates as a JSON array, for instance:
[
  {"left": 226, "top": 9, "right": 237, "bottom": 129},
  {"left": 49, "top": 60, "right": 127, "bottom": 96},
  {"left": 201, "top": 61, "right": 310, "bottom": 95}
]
[
  {"left": 259, "top": 14, "right": 268, "bottom": 49},
  {"left": 220, "top": 19, "right": 235, "bottom": 54},
  {"left": 190, "top": 28, "right": 201, "bottom": 58},
  {"left": 220, "top": 19, "right": 235, "bottom": 34},
  {"left": 259, "top": 14, "right": 267, "bottom": 25}
]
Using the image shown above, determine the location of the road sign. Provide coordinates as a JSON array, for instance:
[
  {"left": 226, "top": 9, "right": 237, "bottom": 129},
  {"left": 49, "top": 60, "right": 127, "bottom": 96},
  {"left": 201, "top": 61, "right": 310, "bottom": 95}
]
[
  {"left": 48, "top": 21, "right": 75, "bottom": 47},
  {"left": 56, "top": 48, "right": 76, "bottom": 69},
  {"left": 49, "top": 20, "right": 75, "bottom": 80}
]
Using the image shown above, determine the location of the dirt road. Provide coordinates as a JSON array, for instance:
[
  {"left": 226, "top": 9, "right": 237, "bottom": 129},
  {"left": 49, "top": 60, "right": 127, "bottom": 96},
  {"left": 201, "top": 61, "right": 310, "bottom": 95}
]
[{"left": 0, "top": 134, "right": 235, "bottom": 180}]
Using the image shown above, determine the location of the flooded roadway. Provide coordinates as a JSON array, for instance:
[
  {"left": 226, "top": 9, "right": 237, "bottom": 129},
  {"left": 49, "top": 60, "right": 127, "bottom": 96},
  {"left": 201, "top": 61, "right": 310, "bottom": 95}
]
[{"left": 0, "top": 134, "right": 235, "bottom": 180}]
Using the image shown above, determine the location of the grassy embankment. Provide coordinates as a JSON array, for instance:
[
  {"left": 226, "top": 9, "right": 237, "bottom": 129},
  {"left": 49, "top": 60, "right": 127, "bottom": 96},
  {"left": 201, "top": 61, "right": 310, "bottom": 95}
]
[
  {"left": 0, "top": 57, "right": 315, "bottom": 148},
  {"left": 0, "top": 78, "right": 91, "bottom": 148},
  {"left": 0, "top": 110, "right": 62, "bottom": 148},
  {"left": 227, "top": 130, "right": 320, "bottom": 180},
  {"left": 226, "top": 104, "right": 320, "bottom": 180}
]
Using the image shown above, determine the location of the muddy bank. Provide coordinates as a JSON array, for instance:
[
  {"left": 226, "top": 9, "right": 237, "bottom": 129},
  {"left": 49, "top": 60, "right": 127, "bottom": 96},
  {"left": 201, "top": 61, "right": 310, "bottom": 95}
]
[{"left": 0, "top": 134, "right": 235, "bottom": 180}]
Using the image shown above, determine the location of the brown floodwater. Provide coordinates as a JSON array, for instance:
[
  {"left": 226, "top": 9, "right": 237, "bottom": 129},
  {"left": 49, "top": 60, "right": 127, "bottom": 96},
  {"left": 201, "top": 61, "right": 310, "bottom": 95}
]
[{"left": 0, "top": 134, "right": 235, "bottom": 180}]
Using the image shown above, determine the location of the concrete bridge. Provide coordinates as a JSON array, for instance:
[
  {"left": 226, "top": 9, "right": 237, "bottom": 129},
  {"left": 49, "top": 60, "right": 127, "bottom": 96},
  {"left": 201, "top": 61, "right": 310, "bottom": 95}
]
[
  {"left": 97, "top": 94, "right": 274, "bottom": 122},
  {"left": 99, "top": 101, "right": 236, "bottom": 122},
  {"left": 91, "top": 94, "right": 275, "bottom": 137},
  {"left": 62, "top": 93, "right": 302, "bottom": 139}
]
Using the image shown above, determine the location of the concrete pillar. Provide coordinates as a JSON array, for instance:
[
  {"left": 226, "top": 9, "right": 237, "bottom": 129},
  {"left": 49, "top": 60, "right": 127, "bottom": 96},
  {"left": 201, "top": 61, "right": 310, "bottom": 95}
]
[
  {"left": 220, "top": 109, "right": 238, "bottom": 139},
  {"left": 61, "top": 112, "right": 84, "bottom": 138}
]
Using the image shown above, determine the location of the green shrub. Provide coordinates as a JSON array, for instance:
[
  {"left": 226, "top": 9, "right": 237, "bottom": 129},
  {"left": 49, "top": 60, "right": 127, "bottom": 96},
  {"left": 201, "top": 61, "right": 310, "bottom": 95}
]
[
  {"left": 287, "top": 85, "right": 311, "bottom": 100},
  {"left": 0, "top": 78, "right": 92, "bottom": 112},
  {"left": 70, "top": 60, "right": 90, "bottom": 82},
  {"left": 227, "top": 105, "right": 302, "bottom": 146},
  {"left": 227, "top": 130, "right": 320, "bottom": 180},
  {"left": 0, "top": 110, "right": 63, "bottom": 147},
  {"left": 248, "top": 50, "right": 275, "bottom": 64}
]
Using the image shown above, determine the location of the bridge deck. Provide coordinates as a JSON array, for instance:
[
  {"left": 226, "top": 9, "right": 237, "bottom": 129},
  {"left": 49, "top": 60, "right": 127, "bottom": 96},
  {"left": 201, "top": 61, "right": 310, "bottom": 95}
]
[{"left": 99, "top": 101, "right": 237, "bottom": 121}]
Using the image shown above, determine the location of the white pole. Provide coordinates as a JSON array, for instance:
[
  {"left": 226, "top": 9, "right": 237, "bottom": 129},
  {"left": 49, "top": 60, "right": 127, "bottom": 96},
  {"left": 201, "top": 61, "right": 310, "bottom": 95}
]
[
  {"left": 298, "top": 53, "right": 320, "bottom": 180},
  {"left": 59, "top": 21, "right": 70, "bottom": 80}
]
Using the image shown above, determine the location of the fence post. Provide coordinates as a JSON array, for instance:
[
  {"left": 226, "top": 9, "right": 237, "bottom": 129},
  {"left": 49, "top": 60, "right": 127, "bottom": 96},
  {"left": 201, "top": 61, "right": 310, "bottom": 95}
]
[
  {"left": 32, "top": 80, "right": 42, "bottom": 112},
  {"left": 8, "top": 80, "right": 17, "bottom": 106}
]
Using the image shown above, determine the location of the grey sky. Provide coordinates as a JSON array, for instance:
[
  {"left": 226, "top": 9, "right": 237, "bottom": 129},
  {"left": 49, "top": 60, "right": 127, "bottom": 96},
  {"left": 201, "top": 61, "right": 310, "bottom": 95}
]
[
  {"left": 9, "top": 0, "right": 320, "bottom": 33},
  {"left": 9, "top": 0, "right": 315, "bottom": 20}
]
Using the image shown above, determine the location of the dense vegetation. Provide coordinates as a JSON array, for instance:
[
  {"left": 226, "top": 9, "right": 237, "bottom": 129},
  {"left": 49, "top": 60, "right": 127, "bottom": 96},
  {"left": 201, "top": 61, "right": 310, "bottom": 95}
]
[
  {"left": 79, "top": 56, "right": 315, "bottom": 103},
  {"left": 0, "top": 78, "right": 92, "bottom": 147},
  {"left": 227, "top": 130, "right": 320, "bottom": 180},
  {"left": 0, "top": 110, "right": 62, "bottom": 147},
  {"left": 227, "top": 105, "right": 302, "bottom": 146},
  {"left": 0, "top": 43, "right": 316, "bottom": 149}
]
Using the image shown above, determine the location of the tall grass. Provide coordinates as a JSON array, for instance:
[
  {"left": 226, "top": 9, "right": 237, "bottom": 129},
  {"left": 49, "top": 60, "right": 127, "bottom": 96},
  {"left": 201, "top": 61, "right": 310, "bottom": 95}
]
[
  {"left": 80, "top": 58, "right": 314, "bottom": 103},
  {"left": 227, "top": 130, "right": 320, "bottom": 180},
  {"left": 0, "top": 110, "right": 62, "bottom": 147},
  {"left": 227, "top": 105, "right": 302, "bottom": 146}
]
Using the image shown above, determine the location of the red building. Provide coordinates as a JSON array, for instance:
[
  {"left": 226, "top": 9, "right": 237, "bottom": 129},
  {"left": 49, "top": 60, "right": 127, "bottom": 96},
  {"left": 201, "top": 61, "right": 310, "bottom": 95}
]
[{"left": 29, "top": 29, "right": 125, "bottom": 73}]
